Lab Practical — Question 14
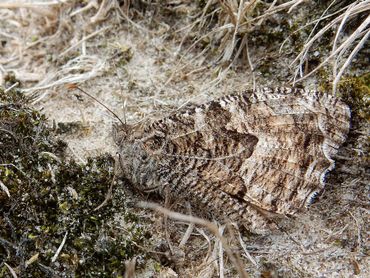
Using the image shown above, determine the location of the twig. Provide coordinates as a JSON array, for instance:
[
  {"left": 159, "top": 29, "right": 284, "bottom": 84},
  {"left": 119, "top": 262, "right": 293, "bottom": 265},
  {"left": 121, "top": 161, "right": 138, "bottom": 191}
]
[{"left": 245, "top": 36, "right": 255, "bottom": 91}]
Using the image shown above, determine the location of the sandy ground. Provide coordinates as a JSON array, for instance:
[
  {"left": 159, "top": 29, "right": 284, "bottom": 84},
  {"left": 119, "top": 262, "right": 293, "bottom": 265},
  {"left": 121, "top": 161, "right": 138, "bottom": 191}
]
[{"left": 0, "top": 1, "right": 368, "bottom": 277}]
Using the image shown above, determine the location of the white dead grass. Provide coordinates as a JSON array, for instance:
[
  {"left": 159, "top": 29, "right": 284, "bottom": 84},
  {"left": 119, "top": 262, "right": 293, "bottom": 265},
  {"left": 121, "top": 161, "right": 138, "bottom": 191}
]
[
  {"left": 291, "top": 0, "right": 370, "bottom": 93},
  {"left": 0, "top": 1, "right": 368, "bottom": 277}
]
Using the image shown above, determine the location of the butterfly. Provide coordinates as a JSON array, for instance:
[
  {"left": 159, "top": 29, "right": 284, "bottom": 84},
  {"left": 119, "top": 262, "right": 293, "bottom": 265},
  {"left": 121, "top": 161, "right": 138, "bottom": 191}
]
[{"left": 114, "top": 87, "right": 350, "bottom": 233}]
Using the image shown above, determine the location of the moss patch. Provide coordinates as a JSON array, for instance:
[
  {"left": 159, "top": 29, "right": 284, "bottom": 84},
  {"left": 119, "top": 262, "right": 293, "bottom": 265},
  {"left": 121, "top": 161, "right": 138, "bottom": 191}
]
[
  {"left": 0, "top": 88, "right": 151, "bottom": 277},
  {"left": 320, "top": 73, "right": 370, "bottom": 121}
]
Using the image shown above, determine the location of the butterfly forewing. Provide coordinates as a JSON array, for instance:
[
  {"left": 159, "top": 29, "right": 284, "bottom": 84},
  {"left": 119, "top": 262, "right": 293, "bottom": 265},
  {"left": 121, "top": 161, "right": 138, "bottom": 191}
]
[{"left": 116, "top": 87, "right": 350, "bottom": 233}]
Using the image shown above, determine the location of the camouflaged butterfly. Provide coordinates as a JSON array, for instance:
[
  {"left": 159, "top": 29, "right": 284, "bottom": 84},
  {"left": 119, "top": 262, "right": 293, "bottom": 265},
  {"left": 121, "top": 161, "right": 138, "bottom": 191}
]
[{"left": 114, "top": 87, "right": 350, "bottom": 233}]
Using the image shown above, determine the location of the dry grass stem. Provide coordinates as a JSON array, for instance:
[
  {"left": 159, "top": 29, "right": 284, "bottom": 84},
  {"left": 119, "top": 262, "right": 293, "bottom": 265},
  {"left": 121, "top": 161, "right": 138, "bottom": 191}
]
[
  {"left": 90, "top": 0, "right": 115, "bottom": 24},
  {"left": 332, "top": 28, "right": 369, "bottom": 93},
  {"left": 59, "top": 26, "right": 110, "bottom": 57},
  {"left": 179, "top": 222, "right": 195, "bottom": 248},
  {"left": 25, "top": 253, "right": 40, "bottom": 267},
  {"left": 23, "top": 55, "right": 105, "bottom": 94},
  {"left": 4, "top": 82, "right": 19, "bottom": 93},
  {"left": 0, "top": 0, "right": 68, "bottom": 9},
  {"left": 51, "top": 231, "right": 68, "bottom": 263},
  {"left": 0, "top": 180, "right": 10, "bottom": 198},
  {"left": 70, "top": 0, "right": 99, "bottom": 17},
  {"left": 179, "top": 204, "right": 195, "bottom": 248},
  {"left": 292, "top": 0, "right": 370, "bottom": 92},
  {"left": 4, "top": 262, "right": 18, "bottom": 278},
  {"left": 218, "top": 225, "right": 226, "bottom": 278},
  {"left": 138, "top": 202, "right": 249, "bottom": 278},
  {"left": 237, "top": 229, "right": 258, "bottom": 267}
]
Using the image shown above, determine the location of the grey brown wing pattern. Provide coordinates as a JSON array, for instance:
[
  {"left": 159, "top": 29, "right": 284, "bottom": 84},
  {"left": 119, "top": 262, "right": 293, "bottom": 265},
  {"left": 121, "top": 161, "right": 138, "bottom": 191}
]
[{"left": 115, "top": 87, "right": 350, "bottom": 233}]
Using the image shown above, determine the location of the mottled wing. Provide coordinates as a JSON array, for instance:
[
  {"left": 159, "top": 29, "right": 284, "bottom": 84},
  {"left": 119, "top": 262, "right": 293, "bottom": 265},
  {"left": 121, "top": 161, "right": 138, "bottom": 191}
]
[{"left": 117, "top": 87, "right": 350, "bottom": 232}]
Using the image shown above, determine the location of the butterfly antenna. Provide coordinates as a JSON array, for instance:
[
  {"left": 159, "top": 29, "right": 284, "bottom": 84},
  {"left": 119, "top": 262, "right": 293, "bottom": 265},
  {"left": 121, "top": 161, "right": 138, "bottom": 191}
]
[
  {"left": 111, "top": 57, "right": 127, "bottom": 126},
  {"left": 67, "top": 84, "right": 125, "bottom": 126},
  {"left": 123, "top": 99, "right": 127, "bottom": 126}
]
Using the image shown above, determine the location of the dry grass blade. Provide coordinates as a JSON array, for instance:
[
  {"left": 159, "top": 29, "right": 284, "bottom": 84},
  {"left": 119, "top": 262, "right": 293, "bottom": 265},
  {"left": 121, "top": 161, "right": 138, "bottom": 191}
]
[
  {"left": 176, "top": 0, "right": 307, "bottom": 92},
  {"left": 0, "top": 0, "right": 68, "bottom": 9},
  {"left": 218, "top": 225, "right": 226, "bottom": 278},
  {"left": 22, "top": 55, "right": 105, "bottom": 94},
  {"left": 179, "top": 222, "right": 195, "bottom": 247},
  {"left": 25, "top": 253, "right": 40, "bottom": 267},
  {"left": 292, "top": 0, "right": 370, "bottom": 91},
  {"left": 4, "top": 82, "right": 19, "bottom": 93},
  {"left": 51, "top": 232, "right": 68, "bottom": 263},
  {"left": 70, "top": 0, "right": 99, "bottom": 17},
  {"left": 0, "top": 180, "right": 11, "bottom": 198},
  {"left": 237, "top": 229, "right": 258, "bottom": 267},
  {"left": 59, "top": 26, "right": 111, "bottom": 57},
  {"left": 4, "top": 263, "right": 17, "bottom": 278},
  {"left": 138, "top": 201, "right": 249, "bottom": 278},
  {"left": 332, "top": 28, "right": 370, "bottom": 93},
  {"left": 250, "top": 0, "right": 305, "bottom": 23},
  {"left": 69, "top": 85, "right": 125, "bottom": 126}
]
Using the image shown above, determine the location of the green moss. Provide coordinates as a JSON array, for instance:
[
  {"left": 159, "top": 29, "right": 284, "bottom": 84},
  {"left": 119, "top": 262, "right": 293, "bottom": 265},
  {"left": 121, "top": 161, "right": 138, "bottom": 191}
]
[
  {"left": 338, "top": 74, "right": 370, "bottom": 121},
  {"left": 110, "top": 43, "right": 134, "bottom": 67},
  {"left": 56, "top": 121, "right": 86, "bottom": 135},
  {"left": 0, "top": 87, "right": 151, "bottom": 277},
  {"left": 320, "top": 73, "right": 370, "bottom": 121}
]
